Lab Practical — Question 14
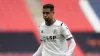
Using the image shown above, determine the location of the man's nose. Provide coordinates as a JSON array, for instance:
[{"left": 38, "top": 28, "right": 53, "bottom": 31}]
[{"left": 44, "top": 14, "right": 47, "bottom": 16}]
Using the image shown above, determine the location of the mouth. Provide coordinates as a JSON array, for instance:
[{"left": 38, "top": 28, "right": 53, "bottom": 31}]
[{"left": 44, "top": 17, "right": 49, "bottom": 21}]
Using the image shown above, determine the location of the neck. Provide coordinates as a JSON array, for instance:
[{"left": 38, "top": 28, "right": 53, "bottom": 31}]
[{"left": 46, "top": 18, "right": 56, "bottom": 26}]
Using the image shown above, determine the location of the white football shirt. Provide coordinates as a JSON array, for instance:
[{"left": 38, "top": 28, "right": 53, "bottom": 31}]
[{"left": 39, "top": 20, "right": 73, "bottom": 56}]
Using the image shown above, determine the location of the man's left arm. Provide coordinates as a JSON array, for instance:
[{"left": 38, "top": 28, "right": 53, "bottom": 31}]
[
  {"left": 60, "top": 23, "right": 76, "bottom": 55},
  {"left": 66, "top": 37, "right": 76, "bottom": 55}
]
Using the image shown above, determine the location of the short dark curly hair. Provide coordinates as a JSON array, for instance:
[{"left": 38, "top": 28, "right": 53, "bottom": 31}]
[{"left": 43, "top": 4, "right": 54, "bottom": 12}]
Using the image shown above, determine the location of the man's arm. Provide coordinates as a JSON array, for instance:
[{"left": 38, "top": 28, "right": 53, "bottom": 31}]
[
  {"left": 66, "top": 37, "right": 76, "bottom": 55},
  {"left": 32, "top": 42, "right": 43, "bottom": 56},
  {"left": 60, "top": 23, "right": 76, "bottom": 55},
  {"left": 32, "top": 25, "right": 43, "bottom": 56}
]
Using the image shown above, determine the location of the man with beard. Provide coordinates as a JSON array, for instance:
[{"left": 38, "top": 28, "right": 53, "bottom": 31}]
[{"left": 32, "top": 4, "right": 76, "bottom": 56}]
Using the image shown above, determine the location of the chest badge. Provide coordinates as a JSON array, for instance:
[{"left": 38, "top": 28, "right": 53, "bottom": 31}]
[{"left": 53, "top": 29, "right": 58, "bottom": 34}]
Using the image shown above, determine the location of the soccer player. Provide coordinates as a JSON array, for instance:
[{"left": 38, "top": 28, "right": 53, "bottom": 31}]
[{"left": 32, "top": 4, "right": 76, "bottom": 56}]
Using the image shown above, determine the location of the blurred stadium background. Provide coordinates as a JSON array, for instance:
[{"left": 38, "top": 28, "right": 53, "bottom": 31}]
[{"left": 0, "top": 0, "right": 100, "bottom": 56}]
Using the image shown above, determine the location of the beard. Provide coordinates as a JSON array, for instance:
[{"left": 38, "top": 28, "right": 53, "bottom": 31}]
[
  {"left": 44, "top": 18, "right": 55, "bottom": 26},
  {"left": 44, "top": 18, "right": 52, "bottom": 23}
]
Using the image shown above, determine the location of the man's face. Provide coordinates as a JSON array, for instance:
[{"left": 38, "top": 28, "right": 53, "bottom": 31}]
[{"left": 43, "top": 8, "right": 54, "bottom": 22}]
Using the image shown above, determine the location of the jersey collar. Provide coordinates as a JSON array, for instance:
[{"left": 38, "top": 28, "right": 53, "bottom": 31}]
[{"left": 45, "top": 19, "right": 56, "bottom": 26}]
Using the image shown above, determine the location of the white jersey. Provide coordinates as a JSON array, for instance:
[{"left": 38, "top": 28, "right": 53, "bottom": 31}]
[{"left": 39, "top": 20, "right": 73, "bottom": 56}]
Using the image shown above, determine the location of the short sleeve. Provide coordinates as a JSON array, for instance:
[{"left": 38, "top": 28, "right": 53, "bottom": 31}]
[{"left": 60, "top": 23, "right": 73, "bottom": 39}]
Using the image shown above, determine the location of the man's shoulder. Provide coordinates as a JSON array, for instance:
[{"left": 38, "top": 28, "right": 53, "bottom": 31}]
[
  {"left": 55, "top": 20, "right": 68, "bottom": 28},
  {"left": 39, "top": 22, "right": 45, "bottom": 27},
  {"left": 54, "top": 20, "right": 64, "bottom": 26},
  {"left": 56, "top": 20, "right": 62, "bottom": 23}
]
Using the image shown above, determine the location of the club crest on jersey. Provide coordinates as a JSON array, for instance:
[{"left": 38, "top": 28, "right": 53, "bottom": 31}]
[{"left": 53, "top": 29, "right": 58, "bottom": 34}]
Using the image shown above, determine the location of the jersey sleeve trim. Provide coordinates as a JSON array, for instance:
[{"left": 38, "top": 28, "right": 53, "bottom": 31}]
[
  {"left": 66, "top": 37, "right": 73, "bottom": 41},
  {"left": 60, "top": 22, "right": 63, "bottom": 26}
]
